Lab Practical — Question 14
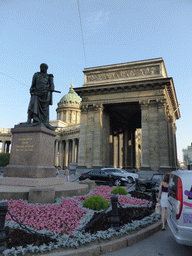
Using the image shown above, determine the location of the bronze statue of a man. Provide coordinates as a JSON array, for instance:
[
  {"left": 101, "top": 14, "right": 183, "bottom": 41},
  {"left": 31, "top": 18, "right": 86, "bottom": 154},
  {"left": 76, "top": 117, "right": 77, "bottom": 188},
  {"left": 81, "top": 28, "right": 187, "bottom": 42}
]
[{"left": 27, "top": 63, "right": 55, "bottom": 129}]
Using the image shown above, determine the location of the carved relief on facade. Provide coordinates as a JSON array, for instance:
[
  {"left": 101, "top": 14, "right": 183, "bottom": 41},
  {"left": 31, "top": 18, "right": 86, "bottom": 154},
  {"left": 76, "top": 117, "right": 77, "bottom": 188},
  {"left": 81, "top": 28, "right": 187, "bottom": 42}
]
[{"left": 86, "top": 65, "right": 160, "bottom": 83}]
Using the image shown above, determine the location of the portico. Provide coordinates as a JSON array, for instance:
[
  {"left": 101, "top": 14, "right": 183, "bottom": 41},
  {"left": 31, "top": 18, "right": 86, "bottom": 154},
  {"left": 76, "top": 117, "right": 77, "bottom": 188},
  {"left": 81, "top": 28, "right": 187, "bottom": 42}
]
[{"left": 75, "top": 58, "right": 180, "bottom": 175}]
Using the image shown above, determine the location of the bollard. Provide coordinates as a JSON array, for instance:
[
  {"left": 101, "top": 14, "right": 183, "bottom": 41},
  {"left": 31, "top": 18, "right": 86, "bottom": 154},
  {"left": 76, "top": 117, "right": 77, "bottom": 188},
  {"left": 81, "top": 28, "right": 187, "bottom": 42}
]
[
  {"left": 110, "top": 194, "right": 120, "bottom": 230},
  {"left": 135, "top": 179, "right": 139, "bottom": 191},
  {"left": 108, "top": 175, "right": 113, "bottom": 187},
  {"left": 0, "top": 202, "right": 8, "bottom": 252},
  {"left": 150, "top": 188, "right": 157, "bottom": 209}
]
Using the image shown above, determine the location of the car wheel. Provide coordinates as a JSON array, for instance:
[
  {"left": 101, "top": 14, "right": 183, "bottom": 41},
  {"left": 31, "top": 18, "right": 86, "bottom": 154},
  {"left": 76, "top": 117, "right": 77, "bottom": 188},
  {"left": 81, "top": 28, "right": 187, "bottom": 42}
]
[
  {"left": 140, "top": 185, "right": 147, "bottom": 192},
  {"left": 114, "top": 179, "right": 121, "bottom": 186},
  {"left": 127, "top": 176, "right": 134, "bottom": 184}
]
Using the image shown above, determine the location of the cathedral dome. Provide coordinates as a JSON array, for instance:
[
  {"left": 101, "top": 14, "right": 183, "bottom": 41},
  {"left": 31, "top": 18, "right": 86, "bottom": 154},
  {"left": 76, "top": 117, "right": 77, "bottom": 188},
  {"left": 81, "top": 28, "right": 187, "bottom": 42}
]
[
  {"left": 57, "top": 81, "right": 81, "bottom": 125},
  {"left": 59, "top": 83, "right": 81, "bottom": 104}
]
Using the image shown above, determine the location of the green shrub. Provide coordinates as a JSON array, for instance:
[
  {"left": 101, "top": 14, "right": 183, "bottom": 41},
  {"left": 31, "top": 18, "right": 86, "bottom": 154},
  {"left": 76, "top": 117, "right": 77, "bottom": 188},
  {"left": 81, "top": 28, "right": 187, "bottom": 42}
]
[
  {"left": 0, "top": 153, "right": 10, "bottom": 167},
  {"left": 83, "top": 195, "right": 109, "bottom": 211},
  {"left": 111, "top": 186, "right": 127, "bottom": 195}
]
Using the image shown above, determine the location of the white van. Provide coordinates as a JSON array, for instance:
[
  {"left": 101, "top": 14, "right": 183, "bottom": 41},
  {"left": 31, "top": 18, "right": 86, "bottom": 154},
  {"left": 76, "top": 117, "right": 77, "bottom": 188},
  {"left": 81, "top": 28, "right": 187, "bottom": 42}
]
[{"left": 168, "top": 170, "right": 192, "bottom": 246}]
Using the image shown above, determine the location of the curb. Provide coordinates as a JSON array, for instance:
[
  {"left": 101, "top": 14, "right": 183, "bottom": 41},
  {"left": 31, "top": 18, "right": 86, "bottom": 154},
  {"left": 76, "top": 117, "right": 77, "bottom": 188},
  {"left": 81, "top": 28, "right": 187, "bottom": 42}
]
[{"left": 27, "top": 220, "right": 162, "bottom": 256}]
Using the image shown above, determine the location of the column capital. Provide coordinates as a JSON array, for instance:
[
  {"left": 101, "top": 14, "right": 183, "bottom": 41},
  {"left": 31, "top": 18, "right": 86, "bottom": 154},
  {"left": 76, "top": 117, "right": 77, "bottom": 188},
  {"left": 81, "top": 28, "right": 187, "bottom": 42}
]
[
  {"left": 140, "top": 98, "right": 168, "bottom": 109},
  {"left": 81, "top": 104, "right": 89, "bottom": 113},
  {"left": 81, "top": 103, "right": 104, "bottom": 112},
  {"left": 156, "top": 98, "right": 167, "bottom": 109},
  {"left": 168, "top": 114, "right": 173, "bottom": 123},
  {"left": 139, "top": 99, "right": 150, "bottom": 109}
]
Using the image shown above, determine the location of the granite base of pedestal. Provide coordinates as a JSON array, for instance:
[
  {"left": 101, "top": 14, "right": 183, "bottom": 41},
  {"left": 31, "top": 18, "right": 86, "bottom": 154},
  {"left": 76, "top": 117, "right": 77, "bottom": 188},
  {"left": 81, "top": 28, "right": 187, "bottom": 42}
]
[
  {"left": 4, "top": 165, "right": 56, "bottom": 178},
  {"left": 0, "top": 177, "right": 64, "bottom": 187},
  {"left": 0, "top": 178, "right": 89, "bottom": 203},
  {"left": 28, "top": 187, "right": 56, "bottom": 204}
]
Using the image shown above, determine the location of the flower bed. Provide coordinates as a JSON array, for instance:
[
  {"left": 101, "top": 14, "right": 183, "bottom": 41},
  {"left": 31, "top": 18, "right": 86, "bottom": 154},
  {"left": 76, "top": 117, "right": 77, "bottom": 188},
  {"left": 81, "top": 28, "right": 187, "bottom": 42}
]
[{"left": 2, "top": 186, "right": 160, "bottom": 256}]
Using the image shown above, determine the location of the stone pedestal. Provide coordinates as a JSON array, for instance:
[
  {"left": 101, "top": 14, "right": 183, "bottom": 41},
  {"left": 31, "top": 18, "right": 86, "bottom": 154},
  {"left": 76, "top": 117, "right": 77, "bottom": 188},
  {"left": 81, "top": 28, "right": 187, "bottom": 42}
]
[
  {"left": 4, "top": 126, "right": 57, "bottom": 178},
  {"left": 28, "top": 187, "right": 55, "bottom": 204},
  {"left": 0, "top": 126, "right": 90, "bottom": 204}
]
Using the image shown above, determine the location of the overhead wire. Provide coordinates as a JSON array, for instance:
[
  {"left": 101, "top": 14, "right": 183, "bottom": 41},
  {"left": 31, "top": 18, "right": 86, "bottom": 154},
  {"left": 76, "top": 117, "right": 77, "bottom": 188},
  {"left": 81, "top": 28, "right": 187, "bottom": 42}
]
[
  {"left": 0, "top": 71, "right": 28, "bottom": 88},
  {"left": 77, "top": 0, "right": 87, "bottom": 67}
]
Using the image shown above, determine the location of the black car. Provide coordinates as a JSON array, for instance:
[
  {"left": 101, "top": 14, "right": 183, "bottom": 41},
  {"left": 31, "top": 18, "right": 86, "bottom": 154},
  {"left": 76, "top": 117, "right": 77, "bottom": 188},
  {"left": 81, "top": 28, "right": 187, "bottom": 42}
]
[
  {"left": 79, "top": 169, "right": 128, "bottom": 186},
  {"left": 137, "top": 174, "right": 164, "bottom": 192}
]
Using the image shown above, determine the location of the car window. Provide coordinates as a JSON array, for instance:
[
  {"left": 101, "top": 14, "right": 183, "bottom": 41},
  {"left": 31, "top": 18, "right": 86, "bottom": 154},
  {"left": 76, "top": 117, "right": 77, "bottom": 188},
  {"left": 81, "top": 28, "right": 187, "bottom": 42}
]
[
  {"left": 152, "top": 175, "right": 163, "bottom": 182},
  {"left": 92, "top": 170, "right": 101, "bottom": 175},
  {"left": 101, "top": 170, "right": 108, "bottom": 175},
  {"left": 169, "top": 174, "right": 178, "bottom": 199},
  {"left": 112, "top": 170, "right": 119, "bottom": 173},
  {"left": 113, "top": 169, "right": 122, "bottom": 173},
  {"left": 105, "top": 169, "right": 113, "bottom": 173}
]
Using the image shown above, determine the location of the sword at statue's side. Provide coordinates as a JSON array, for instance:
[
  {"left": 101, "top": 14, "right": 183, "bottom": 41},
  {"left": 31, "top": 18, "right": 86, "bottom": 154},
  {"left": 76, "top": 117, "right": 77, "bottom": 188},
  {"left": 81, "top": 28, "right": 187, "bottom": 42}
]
[{"left": 49, "top": 90, "right": 61, "bottom": 93}]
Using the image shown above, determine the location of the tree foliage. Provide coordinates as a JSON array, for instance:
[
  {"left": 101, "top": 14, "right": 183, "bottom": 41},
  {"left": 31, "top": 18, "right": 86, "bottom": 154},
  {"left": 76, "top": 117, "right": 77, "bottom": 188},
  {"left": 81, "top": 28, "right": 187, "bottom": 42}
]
[{"left": 0, "top": 153, "right": 10, "bottom": 167}]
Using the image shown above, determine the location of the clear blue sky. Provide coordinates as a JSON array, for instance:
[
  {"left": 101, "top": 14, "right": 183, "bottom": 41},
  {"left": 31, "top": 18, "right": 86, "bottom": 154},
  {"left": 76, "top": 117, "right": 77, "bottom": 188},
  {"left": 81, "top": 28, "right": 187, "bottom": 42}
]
[{"left": 0, "top": 0, "right": 192, "bottom": 162}]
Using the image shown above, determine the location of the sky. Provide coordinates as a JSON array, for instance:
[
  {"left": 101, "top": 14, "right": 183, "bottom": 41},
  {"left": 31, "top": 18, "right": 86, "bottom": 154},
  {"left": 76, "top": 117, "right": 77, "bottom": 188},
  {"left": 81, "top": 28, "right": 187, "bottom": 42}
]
[{"left": 0, "top": 0, "right": 192, "bottom": 162}]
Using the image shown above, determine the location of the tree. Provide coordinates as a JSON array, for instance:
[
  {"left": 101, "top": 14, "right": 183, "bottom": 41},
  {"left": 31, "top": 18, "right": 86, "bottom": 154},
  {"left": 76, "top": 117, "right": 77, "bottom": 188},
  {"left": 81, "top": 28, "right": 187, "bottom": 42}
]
[{"left": 0, "top": 153, "right": 10, "bottom": 167}]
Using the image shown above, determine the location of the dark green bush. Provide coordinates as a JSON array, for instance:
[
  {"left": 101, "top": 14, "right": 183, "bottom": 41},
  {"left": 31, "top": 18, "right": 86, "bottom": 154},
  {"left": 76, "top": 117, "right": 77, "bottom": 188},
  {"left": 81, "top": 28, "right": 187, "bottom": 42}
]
[
  {"left": 83, "top": 195, "right": 109, "bottom": 211},
  {"left": 0, "top": 153, "right": 10, "bottom": 167},
  {"left": 111, "top": 186, "right": 127, "bottom": 195}
]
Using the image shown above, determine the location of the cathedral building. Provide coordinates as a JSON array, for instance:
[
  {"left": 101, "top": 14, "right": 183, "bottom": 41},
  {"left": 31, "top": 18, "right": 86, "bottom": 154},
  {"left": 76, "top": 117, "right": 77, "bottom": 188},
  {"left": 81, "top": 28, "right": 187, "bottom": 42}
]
[{"left": 0, "top": 58, "right": 180, "bottom": 176}]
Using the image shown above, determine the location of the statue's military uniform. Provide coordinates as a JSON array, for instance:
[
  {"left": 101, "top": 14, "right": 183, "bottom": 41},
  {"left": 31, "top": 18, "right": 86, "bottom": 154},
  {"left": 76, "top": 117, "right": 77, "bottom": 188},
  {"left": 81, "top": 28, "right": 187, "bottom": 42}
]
[{"left": 27, "top": 71, "right": 55, "bottom": 126}]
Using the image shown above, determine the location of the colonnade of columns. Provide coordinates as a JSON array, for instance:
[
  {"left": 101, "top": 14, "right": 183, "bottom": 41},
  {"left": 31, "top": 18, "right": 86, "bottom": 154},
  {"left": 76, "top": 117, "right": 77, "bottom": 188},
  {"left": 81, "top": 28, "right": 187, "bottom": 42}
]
[
  {"left": 0, "top": 141, "right": 11, "bottom": 153},
  {"left": 54, "top": 138, "right": 79, "bottom": 168},
  {"left": 110, "top": 130, "right": 138, "bottom": 169}
]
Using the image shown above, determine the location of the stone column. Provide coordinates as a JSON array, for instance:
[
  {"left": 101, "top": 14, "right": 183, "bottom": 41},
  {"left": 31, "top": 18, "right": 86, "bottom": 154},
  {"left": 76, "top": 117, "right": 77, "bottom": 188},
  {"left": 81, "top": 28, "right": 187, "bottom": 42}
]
[
  {"left": 102, "top": 110, "right": 110, "bottom": 166},
  {"left": 92, "top": 104, "right": 104, "bottom": 167},
  {"left": 55, "top": 140, "right": 59, "bottom": 166},
  {"left": 113, "top": 136, "right": 118, "bottom": 167},
  {"left": 58, "top": 141, "right": 62, "bottom": 166},
  {"left": 131, "top": 130, "right": 136, "bottom": 168},
  {"left": 148, "top": 101, "right": 160, "bottom": 171},
  {"left": 109, "top": 134, "right": 113, "bottom": 166},
  {"left": 158, "top": 100, "right": 169, "bottom": 168},
  {"left": 61, "top": 112, "right": 63, "bottom": 121},
  {"left": 75, "top": 139, "right": 79, "bottom": 163},
  {"left": 118, "top": 134, "right": 123, "bottom": 168},
  {"left": 6, "top": 141, "right": 11, "bottom": 153},
  {"left": 127, "top": 131, "right": 132, "bottom": 168},
  {"left": 72, "top": 139, "right": 76, "bottom": 163},
  {"left": 167, "top": 115, "right": 174, "bottom": 167},
  {"left": 2, "top": 141, "right": 5, "bottom": 153},
  {"left": 78, "top": 104, "right": 88, "bottom": 167},
  {"left": 123, "top": 130, "right": 128, "bottom": 169},
  {"left": 65, "top": 140, "right": 69, "bottom": 167},
  {"left": 78, "top": 103, "right": 107, "bottom": 168},
  {"left": 140, "top": 101, "right": 151, "bottom": 171}
]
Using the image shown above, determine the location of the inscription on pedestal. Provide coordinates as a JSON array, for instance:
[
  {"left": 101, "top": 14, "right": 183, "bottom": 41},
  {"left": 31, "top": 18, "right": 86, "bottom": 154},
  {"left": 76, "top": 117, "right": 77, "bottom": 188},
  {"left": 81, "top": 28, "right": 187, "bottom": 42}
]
[{"left": 16, "top": 138, "right": 34, "bottom": 152}]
